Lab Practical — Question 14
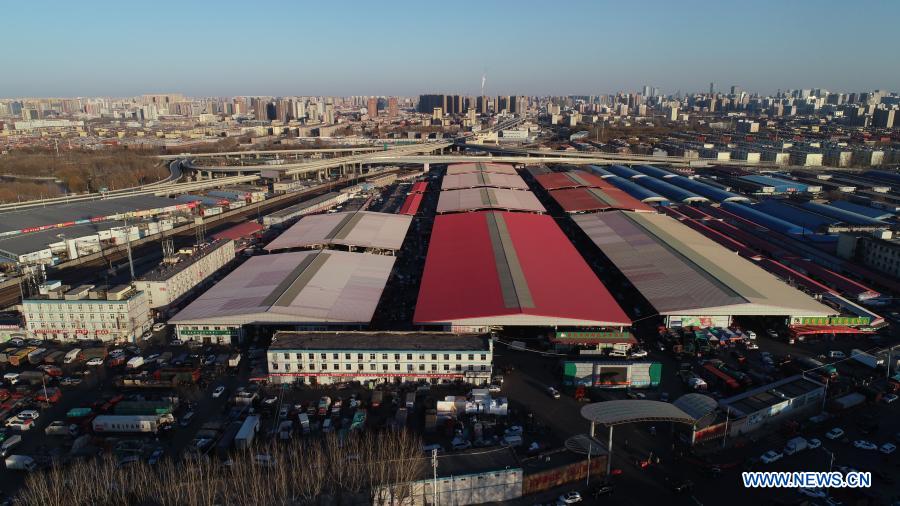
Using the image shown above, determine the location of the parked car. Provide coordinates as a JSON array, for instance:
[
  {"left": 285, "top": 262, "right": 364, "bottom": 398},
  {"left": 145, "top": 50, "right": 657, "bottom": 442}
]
[
  {"left": 825, "top": 428, "right": 844, "bottom": 440},
  {"left": 591, "top": 483, "right": 614, "bottom": 497},
  {"left": 558, "top": 491, "right": 582, "bottom": 504},
  {"left": 883, "top": 393, "right": 898, "bottom": 404},
  {"left": 152, "top": 323, "right": 166, "bottom": 332},
  {"left": 880, "top": 443, "right": 896, "bottom": 455},
  {"left": 547, "top": 387, "right": 560, "bottom": 399},
  {"left": 86, "top": 358, "right": 104, "bottom": 366},
  {"left": 761, "top": 450, "right": 783, "bottom": 464},
  {"left": 212, "top": 386, "right": 225, "bottom": 398},
  {"left": 807, "top": 438, "right": 822, "bottom": 449},
  {"left": 148, "top": 448, "right": 164, "bottom": 465},
  {"left": 170, "top": 339, "right": 184, "bottom": 346},
  {"left": 853, "top": 440, "right": 877, "bottom": 451},
  {"left": 629, "top": 348, "right": 648, "bottom": 358}
]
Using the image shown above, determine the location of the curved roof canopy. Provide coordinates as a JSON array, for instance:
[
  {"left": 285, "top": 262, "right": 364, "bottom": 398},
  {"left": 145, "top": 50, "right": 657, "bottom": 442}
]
[{"left": 580, "top": 399, "right": 708, "bottom": 426}]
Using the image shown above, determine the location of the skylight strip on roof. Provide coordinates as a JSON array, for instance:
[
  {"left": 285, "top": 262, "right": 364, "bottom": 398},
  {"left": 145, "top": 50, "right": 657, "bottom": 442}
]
[
  {"left": 273, "top": 251, "right": 331, "bottom": 307},
  {"left": 486, "top": 212, "right": 534, "bottom": 309}
]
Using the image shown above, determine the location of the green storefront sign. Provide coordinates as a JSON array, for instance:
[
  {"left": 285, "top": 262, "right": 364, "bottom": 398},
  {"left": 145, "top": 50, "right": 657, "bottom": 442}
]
[
  {"left": 794, "top": 316, "right": 871, "bottom": 326},
  {"left": 179, "top": 329, "right": 235, "bottom": 336},
  {"left": 554, "top": 331, "right": 633, "bottom": 341}
]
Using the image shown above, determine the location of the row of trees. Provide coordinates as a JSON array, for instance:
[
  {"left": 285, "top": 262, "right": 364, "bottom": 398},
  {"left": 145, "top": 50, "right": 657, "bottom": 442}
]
[
  {"left": 0, "top": 149, "right": 167, "bottom": 201},
  {"left": 17, "top": 431, "right": 426, "bottom": 506}
]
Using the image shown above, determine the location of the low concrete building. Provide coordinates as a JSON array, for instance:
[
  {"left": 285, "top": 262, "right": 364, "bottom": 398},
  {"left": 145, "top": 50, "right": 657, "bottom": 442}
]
[
  {"left": 23, "top": 284, "right": 151, "bottom": 342},
  {"left": 267, "top": 331, "right": 493, "bottom": 386}
]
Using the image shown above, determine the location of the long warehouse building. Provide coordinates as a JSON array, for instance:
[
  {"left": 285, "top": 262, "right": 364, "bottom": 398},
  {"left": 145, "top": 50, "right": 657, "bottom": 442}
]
[
  {"left": 414, "top": 210, "right": 631, "bottom": 331},
  {"left": 571, "top": 211, "right": 834, "bottom": 328},
  {"left": 170, "top": 250, "right": 395, "bottom": 344},
  {"left": 264, "top": 211, "right": 412, "bottom": 253}
]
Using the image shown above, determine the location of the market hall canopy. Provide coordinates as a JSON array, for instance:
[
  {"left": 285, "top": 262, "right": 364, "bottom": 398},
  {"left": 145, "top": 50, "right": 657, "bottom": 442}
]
[
  {"left": 581, "top": 394, "right": 716, "bottom": 426},
  {"left": 571, "top": 211, "right": 834, "bottom": 318},
  {"left": 445, "top": 162, "right": 519, "bottom": 176},
  {"left": 441, "top": 172, "right": 530, "bottom": 191},
  {"left": 436, "top": 188, "right": 546, "bottom": 214},
  {"left": 264, "top": 211, "right": 412, "bottom": 252},
  {"left": 414, "top": 210, "right": 631, "bottom": 327}
]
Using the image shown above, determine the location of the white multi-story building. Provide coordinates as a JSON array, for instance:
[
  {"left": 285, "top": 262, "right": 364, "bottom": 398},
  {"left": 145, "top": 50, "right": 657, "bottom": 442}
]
[
  {"left": 135, "top": 239, "right": 235, "bottom": 312},
  {"left": 22, "top": 284, "right": 151, "bottom": 342},
  {"left": 267, "top": 332, "right": 493, "bottom": 386}
]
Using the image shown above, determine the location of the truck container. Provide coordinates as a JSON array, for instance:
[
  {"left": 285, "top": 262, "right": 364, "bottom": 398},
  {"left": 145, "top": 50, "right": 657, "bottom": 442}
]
[
  {"left": 406, "top": 392, "right": 416, "bottom": 409},
  {"left": 113, "top": 401, "right": 174, "bottom": 416},
  {"left": 318, "top": 397, "right": 331, "bottom": 416},
  {"left": 228, "top": 354, "right": 241, "bottom": 368},
  {"left": 850, "top": 349, "right": 884, "bottom": 369},
  {"left": 4, "top": 455, "right": 37, "bottom": 472},
  {"left": 562, "top": 361, "right": 663, "bottom": 389},
  {"left": 216, "top": 422, "right": 242, "bottom": 459},
  {"left": 297, "top": 413, "right": 310, "bottom": 434},
  {"left": 8, "top": 347, "right": 35, "bottom": 367},
  {"left": 234, "top": 415, "right": 260, "bottom": 450},
  {"left": 43, "top": 350, "right": 66, "bottom": 364},
  {"left": 278, "top": 420, "right": 294, "bottom": 440},
  {"left": 92, "top": 414, "right": 173, "bottom": 434},
  {"left": 1, "top": 435, "right": 22, "bottom": 457},
  {"left": 16, "top": 371, "right": 46, "bottom": 385},
  {"left": 829, "top": 392, "right": 866, "bottom": 412},
  {"left": 63, "top": 348, "right": 82, "bottom": 364},
  {"left": 784, "top": 436, "right": 808, "bottom": 455},
  {"left": 27, "top": 348, "right": 47, "bottom": 365},
  {"left": 126, "top": 356, "right": 144, "bottom": 369}
]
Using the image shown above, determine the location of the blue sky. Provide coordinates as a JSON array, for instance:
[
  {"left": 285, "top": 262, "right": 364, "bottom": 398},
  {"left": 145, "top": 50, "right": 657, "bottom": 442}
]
[{"left": 1, "top": 0, "right": 898, "bottom": 97}]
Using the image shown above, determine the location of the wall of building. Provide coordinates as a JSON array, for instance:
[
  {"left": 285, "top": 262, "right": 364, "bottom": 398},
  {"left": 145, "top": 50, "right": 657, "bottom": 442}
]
[{"left": 23, "top": 291, "right": 151, "bottom": 342}]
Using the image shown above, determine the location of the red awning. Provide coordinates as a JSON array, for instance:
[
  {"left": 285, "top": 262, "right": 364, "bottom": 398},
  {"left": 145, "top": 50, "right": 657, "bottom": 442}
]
[
  {"left": 213, "top": 221, "right": 263, "bottom": 241},
  {"left": 788, "top": 325, "right": 875, "bottom": 336}
]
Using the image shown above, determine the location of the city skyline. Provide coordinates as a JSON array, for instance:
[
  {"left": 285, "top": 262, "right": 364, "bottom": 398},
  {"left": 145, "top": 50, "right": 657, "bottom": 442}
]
[{"left": 2, "top": 0, "right": 899, "bottom": 97}]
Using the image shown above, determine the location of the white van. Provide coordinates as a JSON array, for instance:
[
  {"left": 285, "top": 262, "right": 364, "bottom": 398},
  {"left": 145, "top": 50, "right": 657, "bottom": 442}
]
[{"left": 608, "top": 349, "right": 627, "bottom": 358}]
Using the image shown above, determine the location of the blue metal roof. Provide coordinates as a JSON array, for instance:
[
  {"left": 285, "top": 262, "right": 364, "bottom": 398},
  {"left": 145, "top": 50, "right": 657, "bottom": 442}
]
[
  {"left": 606, "top": 165, "right": 645, "bottom": 179},
  {"left": 720, "top": 201, "right": 813, "bottom": 236},
  {"left": 863, "top": 170, "right": 900, "bottom": 185},
  {"left": 604, "top": 176, "right": 670, "bottom": 204},
  {"left": 665, "top": 175, "right": 750, "bottom": 203},
  {"left": 632, "top": 165, "right": 675, "bottom": 179},
  {"left": 753, "top": 200, "right": 836, "bottom": 230},
  {"left": 739, "top": 175, "right": 811, "bottom": 193},
  {"left": 830, "top": 200, "right": 895, "bottom": 220},
  {"left": 799, "top": 201, "right": 886, "bottom": 227},
  {"left": 587, "top": 165, "right": 614, "bottom": 177},
  {"left": 631, "top": 176, "right": 708, "bottom": 203}
]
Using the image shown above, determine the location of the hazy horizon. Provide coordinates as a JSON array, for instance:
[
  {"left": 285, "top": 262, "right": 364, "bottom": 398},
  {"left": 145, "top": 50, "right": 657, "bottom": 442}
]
[{"left": 2, "top": 0, "right": 898, "bottom": 98}]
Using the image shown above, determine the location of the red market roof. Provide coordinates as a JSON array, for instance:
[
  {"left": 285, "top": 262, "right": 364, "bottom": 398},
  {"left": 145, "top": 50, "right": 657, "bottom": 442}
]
[
  {"left": 213, "top": 221, "right": 262, "bottom": 241},
  {"left": 534, "top": 171, "right": 609, "bottom": 191},
  {"left": 414, "top": 211, "right": 631, "bottom": 327},
  {"left": 548, "top": 187, "right": 655, "bottom": 213},
  {"left": 411, "top": 181, "right": 428, "bottom": 194},
  {"left": 398, "top": 192, "right": 424, "bottom": 216}
]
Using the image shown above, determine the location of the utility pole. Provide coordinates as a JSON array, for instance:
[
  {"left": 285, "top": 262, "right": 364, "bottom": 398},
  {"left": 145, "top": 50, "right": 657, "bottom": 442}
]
[
  {"left": 432, "top": 448, "right": 438, "bottom": 506},
  {"left": 123, "top": 218, "right": 135, "bottom": 281}
]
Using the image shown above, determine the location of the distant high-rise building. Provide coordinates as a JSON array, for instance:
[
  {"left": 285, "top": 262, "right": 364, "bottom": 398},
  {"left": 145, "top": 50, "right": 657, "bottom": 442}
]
[
  {"left": 388, "top": 97, "right": 398, "bottom": 117},
  {"left": 730, "top": 85, "right": 741, "bottom": 96},
  {"left": 873, "top": 108, "right": 896, "bottom": 129},
  {"left": 417, "top": 94, "right": 444, "bottom": 114},
  {"left": 709, "top": 82, "right": 715, "bottom": 95},
  {"left": 367, "top": 97, "right": 378, "bottom": 118}
]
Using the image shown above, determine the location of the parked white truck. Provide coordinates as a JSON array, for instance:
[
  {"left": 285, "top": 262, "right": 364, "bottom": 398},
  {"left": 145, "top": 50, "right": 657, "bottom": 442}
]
[
  {"left": 92, "top": 414, "right": 174, "bottom": 434},
  {"left": 784, "top": 436, "right": 808, "bottom": 456}
]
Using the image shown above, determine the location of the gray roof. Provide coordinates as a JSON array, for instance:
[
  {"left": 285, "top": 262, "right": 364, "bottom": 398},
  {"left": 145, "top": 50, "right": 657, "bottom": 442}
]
[
  {"left": 580, "top": 400, "right": 703, "bottom": 426},
  {"left": 571, "top": 211, "right": 834, "bottom": 317},
  {"left": 720, "top": 375, "right": 824, "bottom": 417},
  {"left": 0, "top": 195, "right": 185, "bottom": 236},
  {"left": 441, "top": 172, "right": 530, "bottom": 191},
  {"left": 170, "top": 250, "right": 395, "bottom": 326},
  {"left": 0, "top": 222, "right": 117, "bottom": 258},
  {"left": 445, "top": 162, "right": 519, "bottom": 176},
  {"left": 269, "top": 331, "right": 489, "bottom": 351},
  {"left": 264, "top": 211, "right": 412, "bottom": 252},
  {"left": 137, "top": 239, "right": 232, "bottom": 282},
  {"left": 267, "top": 192, "right": 342, "bottom": 219},
  {"left": 436, "top": 188, "right": 546, "bottom": 214}
]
